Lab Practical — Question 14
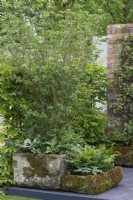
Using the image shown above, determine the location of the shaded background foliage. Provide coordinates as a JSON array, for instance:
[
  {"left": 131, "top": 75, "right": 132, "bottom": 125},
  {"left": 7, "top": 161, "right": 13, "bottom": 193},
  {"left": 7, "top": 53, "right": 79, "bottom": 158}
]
[{"left": 1, "top": 0, "right": 133, "bottom": 36}]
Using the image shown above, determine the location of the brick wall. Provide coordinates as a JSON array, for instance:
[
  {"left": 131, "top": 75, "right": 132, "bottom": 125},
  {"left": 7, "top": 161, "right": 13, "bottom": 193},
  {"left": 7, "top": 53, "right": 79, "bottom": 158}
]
[{"left": 107, "top": 24, "right": 133, "bottom": 132}]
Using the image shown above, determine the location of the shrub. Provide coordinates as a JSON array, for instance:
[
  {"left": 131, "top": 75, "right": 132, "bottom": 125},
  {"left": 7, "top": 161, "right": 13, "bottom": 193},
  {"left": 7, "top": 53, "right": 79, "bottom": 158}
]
[
  {"left": 0, "top": 1, "right": 107, "bottom": 143},
  {"left": 0, "top": 0, "right": 107, "bottom": 185},
  {"left": 69, "top": 64, "right": 107, "bottom": 144},
  {"left": 110, "top": 120, "right": 133, "bottom": 146},
  {"left": 0, "top": 1, "right": 103, "bottom": 140}
]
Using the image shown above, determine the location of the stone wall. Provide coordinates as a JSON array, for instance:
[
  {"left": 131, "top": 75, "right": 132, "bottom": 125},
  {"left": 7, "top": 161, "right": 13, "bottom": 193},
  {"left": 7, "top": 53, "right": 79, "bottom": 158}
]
[{"left": 107, "top": 24, "right": 133, "bottom": 132}]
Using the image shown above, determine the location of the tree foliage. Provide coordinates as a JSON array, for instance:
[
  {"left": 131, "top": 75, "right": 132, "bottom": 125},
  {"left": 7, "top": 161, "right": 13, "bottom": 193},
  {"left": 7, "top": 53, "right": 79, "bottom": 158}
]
[
  {"left": 1, "top": 0, "right": 133, "bottom": 36},
  {"left": 77, "top": 0, "right": 133, "bottom": 35},
  {"left": 0, "top": 0, "right": 106, "bottom": 141}
]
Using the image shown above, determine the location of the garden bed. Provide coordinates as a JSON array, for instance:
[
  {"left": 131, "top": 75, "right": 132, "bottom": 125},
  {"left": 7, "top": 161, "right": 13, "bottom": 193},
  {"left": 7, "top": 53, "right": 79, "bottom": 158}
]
[{"left": 13, "top": 153, "right": 123, "bottom": 195}]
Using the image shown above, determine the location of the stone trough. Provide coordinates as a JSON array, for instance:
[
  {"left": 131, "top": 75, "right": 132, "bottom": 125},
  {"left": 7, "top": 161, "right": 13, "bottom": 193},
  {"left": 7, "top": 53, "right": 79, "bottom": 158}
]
[
  {"left": 13, "top": 153, "right": 123, "bottom": 194},
  {"left": 13, "top": 153, "right": 66, "bottom": 190}
]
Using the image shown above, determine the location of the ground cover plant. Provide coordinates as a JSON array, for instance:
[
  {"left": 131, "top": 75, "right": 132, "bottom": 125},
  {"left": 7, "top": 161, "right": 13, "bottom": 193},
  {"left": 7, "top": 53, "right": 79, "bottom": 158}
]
[{"left": 65, "top": 145, "right": 117, "bottom": 175}]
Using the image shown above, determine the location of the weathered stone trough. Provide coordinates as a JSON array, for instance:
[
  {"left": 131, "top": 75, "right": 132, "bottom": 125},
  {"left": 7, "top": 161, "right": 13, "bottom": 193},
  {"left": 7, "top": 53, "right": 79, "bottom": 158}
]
[
  {"left": 13, "top": 153, "right": 66, "bottom": 190},
  {"left": 61, "top": 167, "right": 123, "bottom": 194},
  {"left": 13, "top": 153, "right": 123, "bottom": 194},
  {"left": 114, "top": 146, "right": 133, "bottom": 167}
]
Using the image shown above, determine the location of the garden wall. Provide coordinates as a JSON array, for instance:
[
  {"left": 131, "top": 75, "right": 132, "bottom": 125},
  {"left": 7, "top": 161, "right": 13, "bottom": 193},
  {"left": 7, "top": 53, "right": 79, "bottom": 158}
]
[{"left": 107, "top": 24, "right": 133, "bottom": 132}]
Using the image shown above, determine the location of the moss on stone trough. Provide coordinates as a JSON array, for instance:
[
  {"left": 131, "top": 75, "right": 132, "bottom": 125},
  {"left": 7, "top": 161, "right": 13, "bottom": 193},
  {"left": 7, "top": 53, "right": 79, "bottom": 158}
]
[
  {"left": 114, "top": 146, "right": 133, "bottom": 166},
  {"left": 61, "top": 167, "right": 123, "bottom": 194},
  {"left": 22, "top": 154, "right": 49, "bottom": 178}
]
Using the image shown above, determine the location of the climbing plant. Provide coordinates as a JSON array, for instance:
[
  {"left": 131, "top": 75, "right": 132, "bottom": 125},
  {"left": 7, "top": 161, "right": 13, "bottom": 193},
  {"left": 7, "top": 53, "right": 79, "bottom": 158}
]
[{"left": 111, "top": 35, "right": 133, "bottom": 145}]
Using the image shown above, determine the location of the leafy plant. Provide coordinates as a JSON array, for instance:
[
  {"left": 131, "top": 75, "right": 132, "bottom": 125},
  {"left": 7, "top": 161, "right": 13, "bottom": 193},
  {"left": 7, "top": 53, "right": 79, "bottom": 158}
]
[
  {"left": 0, "top": 144, "right": 15, "bottom": 186},
  {"left": 0, "top": 1, "right": 107, "bottom": 146},
  {"left": 110, "top": 120, "right": 133, "bottom": 146},
  {"left": 17, "top": 129, "right": 85, "bottom": 155},
  {"left": 65, "top": 145, "right": 117, "bottom": 175},
  {"left": 0, "top": 126, "right": 23, "bottom": 186},
  {"left": 17, "top": 136, "right": 45, "bottom": 154},
  {"left": 0, "top": 0, "right": 101, "bottom": 143},
  {"left": 69, "top": 64, "right": 107, "bottom": 144},
  {"left": 110, "top": 35, "right": 133, "bottom": 146}
]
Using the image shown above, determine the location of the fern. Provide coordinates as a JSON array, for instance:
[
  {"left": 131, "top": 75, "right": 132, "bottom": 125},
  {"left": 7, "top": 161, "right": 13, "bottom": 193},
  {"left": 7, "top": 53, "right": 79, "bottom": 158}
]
[{"left": 65, "top": 145, "right": 117, "bottom": 175}]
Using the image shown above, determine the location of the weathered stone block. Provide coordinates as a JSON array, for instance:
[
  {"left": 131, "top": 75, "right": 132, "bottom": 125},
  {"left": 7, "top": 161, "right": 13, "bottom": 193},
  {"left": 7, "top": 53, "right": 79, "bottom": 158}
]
[
  {"left": 114, "top": 146, "right": 133, "bottom": 166},
  {"left": 61, "top": 167, "right": 123, "bottom": 194},
  {"left": 13, "top": 153, "right": 66, "bottom": 190}
]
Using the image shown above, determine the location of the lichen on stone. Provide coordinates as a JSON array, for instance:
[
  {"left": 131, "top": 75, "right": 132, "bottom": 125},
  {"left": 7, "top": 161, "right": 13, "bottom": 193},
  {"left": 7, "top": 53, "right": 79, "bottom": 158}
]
[{"left": 23, "top": 153, "right": 49, "bottom": 178}]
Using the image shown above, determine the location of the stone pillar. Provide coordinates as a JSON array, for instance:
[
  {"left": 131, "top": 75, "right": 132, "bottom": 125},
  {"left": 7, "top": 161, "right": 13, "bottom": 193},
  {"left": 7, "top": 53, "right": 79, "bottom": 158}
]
[{"left": 107, "top": 24, "right": 133, "bottom": 132}]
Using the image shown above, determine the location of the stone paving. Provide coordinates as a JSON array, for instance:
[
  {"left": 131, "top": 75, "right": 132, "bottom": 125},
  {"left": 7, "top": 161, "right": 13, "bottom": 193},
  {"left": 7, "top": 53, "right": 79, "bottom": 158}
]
[{"left": 85, "top": 167, "right": 133, "bottom": 200}]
